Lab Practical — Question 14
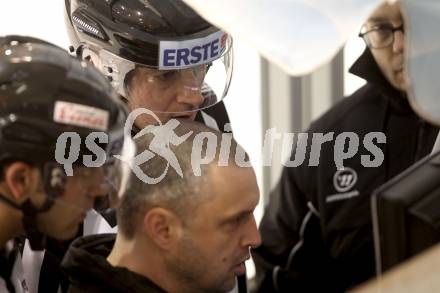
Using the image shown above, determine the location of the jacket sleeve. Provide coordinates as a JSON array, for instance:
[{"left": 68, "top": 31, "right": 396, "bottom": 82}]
[{"left": 251, "top": 160, "right": 338, "bottom": 292}]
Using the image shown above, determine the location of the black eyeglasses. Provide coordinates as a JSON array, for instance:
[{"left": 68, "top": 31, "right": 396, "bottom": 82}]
[{"left": 358, "top": 24, "right": 404, "bottom": 49}]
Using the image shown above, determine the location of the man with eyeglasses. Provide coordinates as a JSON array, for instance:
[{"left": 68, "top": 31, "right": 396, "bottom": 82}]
[
  {"left": 358, "top": 7, "right": 405, "bottom": 92},
  {"left": 252, "top": 2, "right": 439, "bottom": 292}
]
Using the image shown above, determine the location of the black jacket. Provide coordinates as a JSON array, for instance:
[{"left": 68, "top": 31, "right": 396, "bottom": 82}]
[
  {"left": 252, "top": 49, "right": 439, "bottom": 292},
  {"left": 61, "top": 234, "right": 167, "bottom": 293}
]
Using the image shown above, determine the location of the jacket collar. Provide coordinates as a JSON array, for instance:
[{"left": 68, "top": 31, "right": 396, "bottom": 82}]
[{"left": 349, "top": 48, "right": 415, "bottom": 115}]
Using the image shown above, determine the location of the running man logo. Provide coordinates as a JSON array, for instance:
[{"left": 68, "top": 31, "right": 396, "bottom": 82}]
[
  {"left": 114, "top": 108, "right": 193, "bottom": 185},
  {"left": 333, "top": 167, "right": 358, "bottom": 193}
]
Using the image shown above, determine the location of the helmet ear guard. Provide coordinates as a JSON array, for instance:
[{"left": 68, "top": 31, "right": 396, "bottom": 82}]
[{"left": 43, "top": 163, "right": 67, "bottom": 200}]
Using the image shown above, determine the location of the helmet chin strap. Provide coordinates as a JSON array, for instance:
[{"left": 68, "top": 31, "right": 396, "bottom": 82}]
[{"left": 0, "top": 193, "right": 54, "bottom": 250}]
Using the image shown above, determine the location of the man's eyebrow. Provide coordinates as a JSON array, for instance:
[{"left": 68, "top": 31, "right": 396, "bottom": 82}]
[
  {"left": 220, "top": 209, "right": 253, "bottom": 224},
  {"left": 367, "top": 17, "right": 390, "bottom": 24}
]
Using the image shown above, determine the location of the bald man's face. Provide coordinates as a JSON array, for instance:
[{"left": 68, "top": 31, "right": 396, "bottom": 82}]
[{"left": 166, "top": 165, "right": 261, "bottom": 292}]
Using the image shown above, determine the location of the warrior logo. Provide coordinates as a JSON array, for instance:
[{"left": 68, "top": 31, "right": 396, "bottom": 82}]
[{"left": 333, "top": 167, "right": 358, "bottom": 193}]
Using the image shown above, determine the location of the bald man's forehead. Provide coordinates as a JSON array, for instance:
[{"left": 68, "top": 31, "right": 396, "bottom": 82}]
[{"left": 197, "top": 165, "right": 258, "bottom": 214}]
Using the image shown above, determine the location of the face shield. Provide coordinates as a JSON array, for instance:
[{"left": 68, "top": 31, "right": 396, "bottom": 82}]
[
  {"left": 85, "top": 31, "right": 233, "bottom": 114},
  {"left": 41, "top": 131, "right": 136, "bottom": 214}
]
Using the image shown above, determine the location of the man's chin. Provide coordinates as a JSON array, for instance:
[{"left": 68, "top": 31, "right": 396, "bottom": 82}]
[
  {"left": 217, "top": 277, "right": 237, "bottom": 293},
  {"left": 395, "top": 82, "right": 408, "bottom": 92},
  {"left": 392, "top": 72, "right": 408, "bottom": 92}
]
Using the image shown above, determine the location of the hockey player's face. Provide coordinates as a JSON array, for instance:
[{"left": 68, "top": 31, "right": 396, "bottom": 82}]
[
  {"left": 366, "top": 2, "right": 407, "bottom": 91},
  {"left": 167, "top": 165, "right": 261, "bottom": 292},
  {"left": 37, "top": 167, "right": 110, "bottom": 240},
  {"left": 127, "top": 67, "right": 206, "bottom": 128}
]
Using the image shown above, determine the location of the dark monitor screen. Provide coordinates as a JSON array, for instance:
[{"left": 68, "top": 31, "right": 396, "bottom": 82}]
[{"left": 371, "top": 150, "right": 440, "bottom": 275}]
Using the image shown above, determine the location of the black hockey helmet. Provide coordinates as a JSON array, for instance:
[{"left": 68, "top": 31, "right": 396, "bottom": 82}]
[
  {"left": 64, "top": 0, "right": 233, "bottom": 112},
  {"left": 0, "top": 35, "right": 134, "bottom": 248}
]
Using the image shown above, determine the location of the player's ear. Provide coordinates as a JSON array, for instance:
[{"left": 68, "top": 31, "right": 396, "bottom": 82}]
[{"left": 4, "top": 162, "right": 39, "bottom": 202}]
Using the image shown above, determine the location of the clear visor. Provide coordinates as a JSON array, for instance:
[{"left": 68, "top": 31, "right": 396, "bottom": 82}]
[
  {"left": 41, "top": 165, "right": 115, "bottom": 214},
  {"left": 88, "top": 36, "right": 233, "bottom": 114},
  {"left": 43, "top": 134, "right": 135, "bottom": 213}
]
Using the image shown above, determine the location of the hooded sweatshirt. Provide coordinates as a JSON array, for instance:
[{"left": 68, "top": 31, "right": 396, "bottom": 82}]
[{"left": 61, "top": 233, "right": 166, "bottom": 293}]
